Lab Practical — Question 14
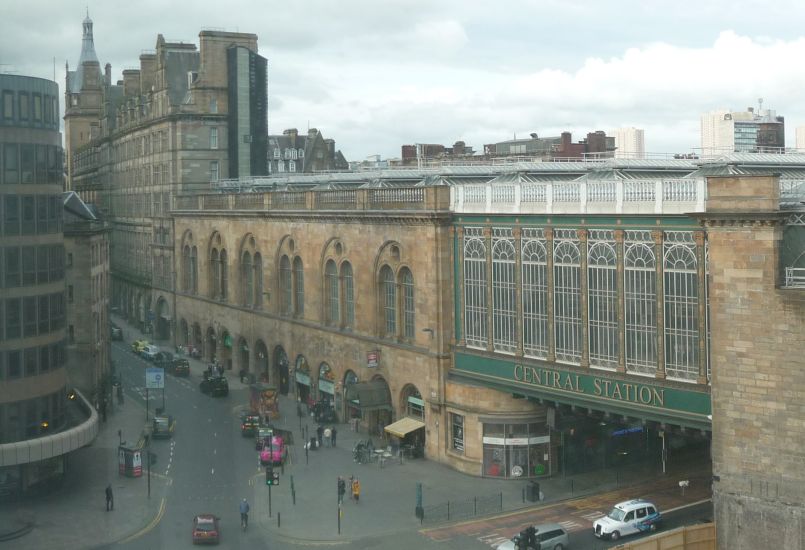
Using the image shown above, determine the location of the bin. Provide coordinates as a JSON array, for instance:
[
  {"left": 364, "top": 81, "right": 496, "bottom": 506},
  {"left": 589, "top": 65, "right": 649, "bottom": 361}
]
[{"left": 526, "top": 481, "right": 540, "bottom": 502}]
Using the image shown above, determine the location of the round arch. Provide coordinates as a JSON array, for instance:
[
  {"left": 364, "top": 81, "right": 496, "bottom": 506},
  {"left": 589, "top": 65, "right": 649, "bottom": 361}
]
[
  {"left": 238, "top": 336, "right": 250, "bottom": 377},
  {"left": 191, "top": 323, "right": 202, "bottom": 356},
  {"left": 273, "top": 346, "right": 289, "bottom": 395},
  {"left": 317, "top": 362, "right": 336, "bottom": 407},
  {"left": 206, "top": 327, "right": 217, "bottom": 362},
  {"left": 179, "top": 318, "right": 189, "bottom": 346},
  {"left": 399, "top": 384, "right": 424, "bottom": 420},
  {"left": 295, "top": 355, "right": 311, "bottom": 404},
  {"left": 154, "top": 296, "right": 171, "bottom": 342},
  {"left": 254, "top": 340, "right": 269, "bottom": 383},
  {"left": 219, "top": 328, "right": 233, "bottom": 370},
  {"left": 343, "top": 370, "right": 359, "bottom": 421},
  {"left": 368, "top": 375, "right": 393, "bottom": 437}
]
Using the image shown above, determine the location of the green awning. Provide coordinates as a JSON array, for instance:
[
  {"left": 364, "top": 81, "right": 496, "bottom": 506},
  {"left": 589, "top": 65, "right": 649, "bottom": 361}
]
[
  {"left": 345, "top": 380, "right": 391, "bottom": 412},
  {"left": 224, "top": 334, "right": 233, "bottom": 348}
]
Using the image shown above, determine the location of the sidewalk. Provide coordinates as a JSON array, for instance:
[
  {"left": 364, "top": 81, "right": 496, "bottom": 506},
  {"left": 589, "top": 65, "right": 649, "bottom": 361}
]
[
  {"left": 248, "top": 390, "right": 712, "bottom": 543},
  {"left": 0, "top": 381, "right": 168, "bottom": 548}
]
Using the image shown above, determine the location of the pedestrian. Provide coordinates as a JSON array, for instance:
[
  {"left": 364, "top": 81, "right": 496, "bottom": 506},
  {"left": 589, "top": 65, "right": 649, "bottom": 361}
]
[
  {"left": 331, "top": 426, "right": 337, "bottom": 447},
  {"left": 323, "top": 427, "right": 331, "bottom": 447},
  {"left": 351, "top": 477, "right": 360, "bottom": 502},
  {"left": 105, "top": 484, "right": 114, "bottom": 511},
  {"left": 316, "top": 425, "right": 324, "bottom": 447},
  {"left": 337, "top": 476, "right": 346, "bottom": 504},
  {"left": 100, "top": 399, "right": 107, "bottom": 422}
]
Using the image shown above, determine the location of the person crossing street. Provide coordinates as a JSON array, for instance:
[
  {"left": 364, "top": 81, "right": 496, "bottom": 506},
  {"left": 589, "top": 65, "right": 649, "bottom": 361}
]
[{"left": 239, "top": 498, "right": 250, "bottom": 529}]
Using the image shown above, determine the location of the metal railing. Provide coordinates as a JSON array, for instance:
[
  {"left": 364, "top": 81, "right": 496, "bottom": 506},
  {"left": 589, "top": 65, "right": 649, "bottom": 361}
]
[
  {"left": 784, "top": 267, "right": 805, "bottom": 288},
  {"left": 419, "top": 492, "right": 503, "bottom": 525}
]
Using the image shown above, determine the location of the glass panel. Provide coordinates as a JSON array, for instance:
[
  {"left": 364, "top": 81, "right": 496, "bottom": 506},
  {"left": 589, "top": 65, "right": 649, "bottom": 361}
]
[
  {"left": 588, "top": 241, "right": 618, "bottom": 368},
  {"left": 625, "top": 241, "right": 657, "bottom": 374},
  {"left": 463, "top": 229, "right": 487, "bottom": 348},
  {"left": 401, "top": 268, "right": 415, "bottom": 338},
  {"left": 381, "top": 265, "right": 395, "bottom": 336},
  {"left": 492, "top": 229, "right": 516, "bottom": 352},
  {"left": 554, "top": 238, "right": 581, "bottom": 363},
  {"left": 342, "top": 262, "right": 354, "bottom": 328},
  {"left": 522, "top": 235, "right": 548, "bottom": 358},
  {"left": 664, "top": 235, "right": 699, "bottom": 381},
  {"left": 326, "top": 260, "right": 339, "bottom": 325}
]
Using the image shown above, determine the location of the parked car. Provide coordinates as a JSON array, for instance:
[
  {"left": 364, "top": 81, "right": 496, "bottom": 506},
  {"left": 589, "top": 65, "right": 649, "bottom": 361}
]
[
  {"left": 259, "top": 435, "right": 286, "bottom": 466},
  {"left": 170, "top": 358, "right": 190, "bottom": 377},
  {"left": 152, "top": 414, "right": 175, "bottom": 439},
  {"left": 131, "top": 339, "right": 150, "bottom": 354},
  {"left": 110, "top": 323, "right": 123, "bottom": 341},
  {"left": 141, "top": 345, "right": 160, "bottom": 361},
  {"left": 200, "top": 374, "right": 228, "bottom": 397},
  {"left": 496, "top": 523, "right": 569, "bottom": 550},
  {"left": 241, "top": 414, "right": 261, "bottom": 437},
  {"left": 191, "top": 513, "right": 220, "bottom": 545},
  {"left": 154, "top": 351, "right": 174, "bottom": 369},
  {"left": 593, "top": 499, "right": 661, "bottom": 541}
]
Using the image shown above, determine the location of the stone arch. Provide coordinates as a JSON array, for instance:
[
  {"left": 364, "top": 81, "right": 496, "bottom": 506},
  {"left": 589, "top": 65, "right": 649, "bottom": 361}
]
[
  {"left": 273, "top": 345, "right": 289, "bottom": 395},
  {"left": 206, "top": 326, "right": 217, "bottom": 362},
  {"left": 367, "top": 374, "right": 393, "bottom": 436},
  {"left": 237, "top": 336, "right": 250, "bottom": 376},
  {"left": 255, "top": 339, "right": 269, "bottom": 383},
  {"left": 179, "top": 318, "right": 189, "bottom": 346},
  {"left": 192, "top": 323, "right": 202, "bottom": 353},
  {"left": 154, "top": 295, "right": 171, "bottom": 341},
  {"left": 343, "top": 370, "right": 360, "bottom": 420},
  {"left": 399, "top": 383, "right": 424, "bottom": 420},
  {"left": 219, "top": 327, "right": 233, "bottom": 370},
  {"left": 294, "top": 354, "right": 311, "bottom": 403}
]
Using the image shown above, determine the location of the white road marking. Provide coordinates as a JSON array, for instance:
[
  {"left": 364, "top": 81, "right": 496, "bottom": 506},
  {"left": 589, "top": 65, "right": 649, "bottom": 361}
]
[
  {"left": 558, "top": 520, "right": 584, "bottom": 531},
  {"left": 580, "top": 511, "right": 605, "bottom": 521},
  {"left": 211, "top": 468, "right": 215, "bottom": 475}
]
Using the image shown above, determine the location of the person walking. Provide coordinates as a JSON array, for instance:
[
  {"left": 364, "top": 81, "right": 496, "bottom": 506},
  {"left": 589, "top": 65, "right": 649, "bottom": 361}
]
[
  {"left": 331, "top": 426, "right": 337, "bottom": 447},
  {"left": 316, "top": 425, "right": 324, "bottom": 448},
  {"left": 351, "top": 477, "right": 361, "bottom": 503},
  {"left": 105, "top": 484, "right": 114, "bottom": 511},
  {"left": 239, "top": 498, "right": 250, "bottom": 528},
  {"left": 323, "top": 427, "right": 332, "bottom": 447}
]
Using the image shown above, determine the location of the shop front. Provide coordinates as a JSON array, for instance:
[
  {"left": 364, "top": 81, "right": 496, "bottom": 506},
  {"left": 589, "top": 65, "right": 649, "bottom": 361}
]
[
  {"left": 295, "top": 355, "right": 311, "bottom": 404},
  {"left": 481, "top": 420, "right": 551, "bottom": 478},
  {"left": 315, "top": 363, "right": 337, "bottom": 422},
  {"left": 344, "top": 378, "right": 392, "bottom": 437},
  {"left": 343, "top": 370, "right": 360, "bottom": 423}
]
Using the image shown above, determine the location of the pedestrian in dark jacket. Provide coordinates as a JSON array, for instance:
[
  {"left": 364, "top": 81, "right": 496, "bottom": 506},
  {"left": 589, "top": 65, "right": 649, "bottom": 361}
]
[
  {"left": 105, "top": 484, "right": 114, "bottom": 511},
  {"left": 316, "top": 425, "right": 324, "bottom": 447},
  {"left": 331, "top": 426, "right": 337, "bottom": 447}
]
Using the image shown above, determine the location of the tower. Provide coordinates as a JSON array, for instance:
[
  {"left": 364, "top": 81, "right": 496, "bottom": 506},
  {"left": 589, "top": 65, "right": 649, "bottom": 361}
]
[{"left": 64, "top": 12, "right": 103, "bottom": 190}]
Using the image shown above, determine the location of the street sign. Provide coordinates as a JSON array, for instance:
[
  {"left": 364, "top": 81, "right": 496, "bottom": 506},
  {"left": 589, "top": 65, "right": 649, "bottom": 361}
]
[{"left": 146, "top": 368, "right": 164, "bottom": 389}]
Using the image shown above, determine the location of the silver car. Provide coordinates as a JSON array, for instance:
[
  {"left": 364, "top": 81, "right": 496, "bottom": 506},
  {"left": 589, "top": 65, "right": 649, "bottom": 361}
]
[{"left": 496, "top": 523, "right": 570, "bottom": 550}]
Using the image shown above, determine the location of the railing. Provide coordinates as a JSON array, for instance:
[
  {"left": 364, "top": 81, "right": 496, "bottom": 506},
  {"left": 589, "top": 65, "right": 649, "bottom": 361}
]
[
  {"left": 451, "top": 178, "right": 704, "bottom": 215},
  {"left": 419, "top": 492, "right": 503, "bottom": 525},
  {"left": 784, "top": 267, "right": 805, "bottom": 288}
]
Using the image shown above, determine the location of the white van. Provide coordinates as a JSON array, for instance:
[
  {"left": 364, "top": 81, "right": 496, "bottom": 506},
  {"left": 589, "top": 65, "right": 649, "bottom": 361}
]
[
  {"left": 593, "top": 498, "right": 661, "bottom": 541},
  {"left": 496, "top": 523, "right": 570, "bottom": 550}
]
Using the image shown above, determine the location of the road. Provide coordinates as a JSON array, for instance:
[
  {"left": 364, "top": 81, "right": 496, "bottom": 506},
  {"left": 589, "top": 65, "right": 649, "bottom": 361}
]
[{"left": 106, "top": 340, "right": 711, "bottom": 550}]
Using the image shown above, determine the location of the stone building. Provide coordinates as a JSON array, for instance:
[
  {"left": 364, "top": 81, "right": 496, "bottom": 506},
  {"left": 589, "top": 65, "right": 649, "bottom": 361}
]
[
  {"left": 0, "top": 74, "right": 97, "bottom": 495},
  {"left": 700, "top": 175, "right": 805, "bottom": 550},
  {"left": 63, "top": 191, "right": 111, "bottom": 404},
  {"left": 267, "top": 128, "right": 348, "bottom": 174},
  {"left": 67, "top": 16, "right": 268, "bottom": 337}
]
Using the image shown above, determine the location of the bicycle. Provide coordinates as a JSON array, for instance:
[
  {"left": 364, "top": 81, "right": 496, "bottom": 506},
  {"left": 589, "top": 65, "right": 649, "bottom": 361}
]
[{"left": 240, "top": 512, "right": 248, "bottom": 530}]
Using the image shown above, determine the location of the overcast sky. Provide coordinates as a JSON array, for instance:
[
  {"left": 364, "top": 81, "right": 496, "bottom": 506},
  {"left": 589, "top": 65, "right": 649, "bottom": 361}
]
[{"left": 3, "top": 0, "right": 805, "bottom": 160}]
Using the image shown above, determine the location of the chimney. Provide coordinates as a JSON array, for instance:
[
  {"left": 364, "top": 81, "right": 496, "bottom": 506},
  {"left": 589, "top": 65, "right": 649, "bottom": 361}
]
[
  {"left": 560, "top": 131, "right": 572, "bottom": 152},
  {"left": 308, "top": 127, "right": 318, "bottom": 139},
  {"left": 283, "top": 128, "right": 298, "bottom": 144},
  {"left": 104, "top": 63, "right": 112, "bottom": 86}
]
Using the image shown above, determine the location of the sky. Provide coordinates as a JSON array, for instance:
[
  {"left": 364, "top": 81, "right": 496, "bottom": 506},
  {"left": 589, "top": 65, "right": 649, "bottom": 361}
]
[{"left": 3, "top": 0, "right": 805, "bottom": 161}]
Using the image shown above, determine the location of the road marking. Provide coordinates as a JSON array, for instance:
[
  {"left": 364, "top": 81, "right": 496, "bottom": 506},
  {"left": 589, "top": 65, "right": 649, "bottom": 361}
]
[
  {"left": 213, "top": 449, "right": 217, "bottom": 455},
  {"left": 211, "top": 468, "right": 215, "bottom": 475},
  {"left": 559, "top": 520, "right": 583, "bottom": 530},
  {"left": 580, "top": 510, "right": 605, "bottom": 521},
  {"left": 117, "top": 497, "right": 166, "bottom": 544},
  {"left": 665, "top": 498, "right": 711, "bottom": 514}
]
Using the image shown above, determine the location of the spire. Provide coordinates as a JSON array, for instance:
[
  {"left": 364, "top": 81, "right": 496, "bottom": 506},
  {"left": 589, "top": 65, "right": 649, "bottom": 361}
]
[{"left": 70, "top": 12, "right": 100, "bottom": 93}]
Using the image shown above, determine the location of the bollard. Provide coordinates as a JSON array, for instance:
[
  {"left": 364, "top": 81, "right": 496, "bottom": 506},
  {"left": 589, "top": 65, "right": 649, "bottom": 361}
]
[
  {"left": 447, "top": 501, "right": 450, "bottom": 521},
  {"left": 474, "top": 496, "right": 477, "bottom": 515},
  {"left": 571, "top": 478, "right": 574, "bottom": 495},
  {"left": 291, "top": 475, "right": 296, "bottom": 505},
  {"left": 522, "top": 487, "right": 525, "bottom": 503},
  {"left": 499, "top": 492, "right": 502, "bottom": 510},
  {"left": 278, "top": 512, "right": 281, "bottom": 528}
]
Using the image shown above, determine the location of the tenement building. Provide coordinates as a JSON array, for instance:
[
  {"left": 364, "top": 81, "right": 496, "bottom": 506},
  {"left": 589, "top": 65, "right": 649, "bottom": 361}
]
[
  {"left": 67, "top": 16, "right": 268, "bottom": 336},
  {"left": 0, "top": 74, "right": 98, "bottom": 495}
]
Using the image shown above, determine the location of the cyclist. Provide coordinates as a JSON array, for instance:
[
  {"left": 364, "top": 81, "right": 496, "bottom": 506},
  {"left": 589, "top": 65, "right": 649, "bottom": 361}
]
[{"left": 239, "top": 498, "right": 250, "bottom": 528}]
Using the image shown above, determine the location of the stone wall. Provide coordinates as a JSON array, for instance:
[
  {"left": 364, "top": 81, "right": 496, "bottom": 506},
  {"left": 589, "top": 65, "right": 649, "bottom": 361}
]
[{"left": 703, "top": 175, "right": 805, "bottom": 550}]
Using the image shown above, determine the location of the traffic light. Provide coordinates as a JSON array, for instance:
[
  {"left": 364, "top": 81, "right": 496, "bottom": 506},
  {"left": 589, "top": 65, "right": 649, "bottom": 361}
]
[
  {"left": 337, "top": 477, "right": 346, "bottom": 499},
  {"left": 265, "top": 467, "right": 279, "bottom": 486}
]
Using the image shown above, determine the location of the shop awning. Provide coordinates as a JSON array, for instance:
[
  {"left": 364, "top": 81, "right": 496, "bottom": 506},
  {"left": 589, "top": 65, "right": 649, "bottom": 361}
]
[
  {"left": 384, "top": 417, "right": 425, "bottom": 438},
  {"left": 345, "top": 380, "right": 391, "bottom": 412}
]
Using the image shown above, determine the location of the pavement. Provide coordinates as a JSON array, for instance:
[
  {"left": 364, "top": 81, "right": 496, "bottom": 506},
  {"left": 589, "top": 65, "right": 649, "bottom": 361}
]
[
  {"left": 0, "top": 372, "right": 169, "bottom": 549},
  {"left": 2, "top": 314, "right": 714, "bottom": 549}
]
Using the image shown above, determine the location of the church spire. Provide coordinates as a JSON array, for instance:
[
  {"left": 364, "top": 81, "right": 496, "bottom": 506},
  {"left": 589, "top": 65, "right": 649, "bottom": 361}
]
[{"left": 69, "top": 11, "right": 100, "bottom": 93}]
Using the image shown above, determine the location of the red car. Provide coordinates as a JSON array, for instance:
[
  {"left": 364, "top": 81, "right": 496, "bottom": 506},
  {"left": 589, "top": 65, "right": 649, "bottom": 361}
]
[{"left": 192, "top": 514, "right": 220, "bottom": 545}]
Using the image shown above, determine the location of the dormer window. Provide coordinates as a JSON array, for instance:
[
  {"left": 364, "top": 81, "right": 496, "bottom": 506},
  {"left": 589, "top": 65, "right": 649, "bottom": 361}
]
[
  {"left": 284, "top": 148, "right": 291, "bottom": 159},
  {"left": 289, "top": 160, "right": 296, "bottom": 172},
  {"left": 273, "top": 148, "right": 280, "bottom": 159},
  {"left": 298, "top": 149, "right": 304, "bottom": 158},
  {"left": 291, "top": 149, "right": 297, "bottom": 160}
]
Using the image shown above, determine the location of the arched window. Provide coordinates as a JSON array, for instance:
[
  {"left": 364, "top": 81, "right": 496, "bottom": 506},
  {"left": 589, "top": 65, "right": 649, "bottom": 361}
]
[
  {"left": 463, "top": 228, "right": 487, "bottom": 349},
  {"left": 625, "top": 234, "right": 657, "bottom": 375},
  {"left": 293, "top": 256, "right": 304, "bottom": 315},
  {"left": 400, "top": 267, "right": 415, "bottom": 339},
  {"left": 210, "top": 248, "right": 220, "bottom": 299},
  {"left": 341, "top": 262, "right": 354, "bottom": 329},
  {"left": 190, "top": 246, "right": 198, "bottom": 294},
  {"left": 588, "top": 239, "right": 618, "bottom": 369},
  {"left": 492, "top": 229, "right": 516, "bottom": 353},
  {"left": 380, "top": 265, "right": 396, "bottom": 337},
  {"left": 280, "top": 255, "right": 292, "bottom": 315},
  {"left": 664, "top": 233, "right": 698, "bottom": 381},
  {"left": 254, "top": 253, "right": 263, "bottom": 309},
  {"left": 242, "top": 251, "right": 253, "bottom": 306},
  {"left": 553, "top": 236, "right": 581, "bottom": 364},
  {"left": 522, "top": 231, "right": 547, "bottom": 358},
  {"left": 220, "top": 249, "right": 228, "bottom": 301},
  {"left": 325, "top": 260, "right": 339, "bottom": 326},
  {"left": 182, "top": 245, "right": 190, "bottom": 291}
]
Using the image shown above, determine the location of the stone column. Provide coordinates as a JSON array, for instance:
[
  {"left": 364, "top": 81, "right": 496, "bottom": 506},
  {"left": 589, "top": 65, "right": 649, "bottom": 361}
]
[
  {"left": 615, "top": 230, "right": 626, "bottom": 373},
  {"left": 484, "top": 226, "right": 493, "bottom": 352},
  {"left": 694, "top": 231, "right": 708, "bottom": 385},
  {"left": 514, "top": 227, "right": 524, "bottom": 357},
  {"left": 652, "top": 230, "right": 666, "bottom": 380},
  {"left": 578, "top": 229, "right": 589, "bottom": 368},
  {"left": 545, "top": 228, "right": 555, "bottom": 362},
  {"left": 453, "top": 226, "right": 464, "bottom": 347}
]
